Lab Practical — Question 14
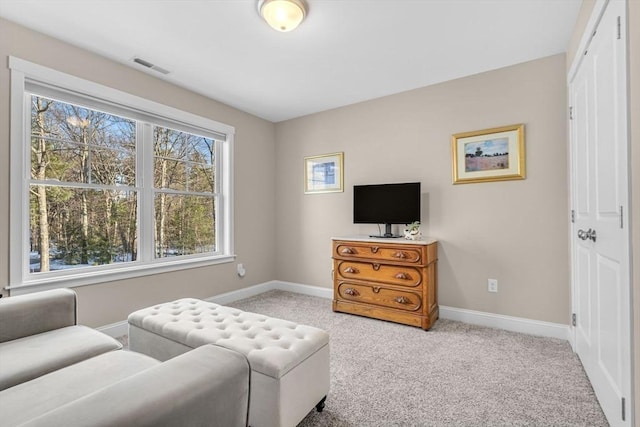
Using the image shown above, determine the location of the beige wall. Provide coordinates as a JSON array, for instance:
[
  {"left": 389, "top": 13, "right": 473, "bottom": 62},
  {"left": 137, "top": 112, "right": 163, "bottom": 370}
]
[
  {"left": 0, "top": 18, "right": 277, "bottom": 327},
  {"left": 567, "top": 0, "right": 639, "bottom": 421},
  {"left": 275, "top": 54, "right": 569, "bottom": 324}
]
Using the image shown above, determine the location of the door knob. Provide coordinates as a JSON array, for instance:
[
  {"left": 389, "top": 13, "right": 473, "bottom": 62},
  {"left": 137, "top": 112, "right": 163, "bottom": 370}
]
[{"left": 577, "top": 228, "right": 597, "bottom": 242}]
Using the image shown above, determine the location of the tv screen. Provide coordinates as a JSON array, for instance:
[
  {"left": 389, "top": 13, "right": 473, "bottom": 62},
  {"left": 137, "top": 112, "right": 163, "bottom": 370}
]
[{"left": 353, "top": 182, "right": 421, "bottom": 232}]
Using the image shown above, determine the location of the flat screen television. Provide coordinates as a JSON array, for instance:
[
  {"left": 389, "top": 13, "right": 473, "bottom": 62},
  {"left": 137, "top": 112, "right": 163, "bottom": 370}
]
[{"left": 353, "top": 182, "right": 421, "bottom": 238}]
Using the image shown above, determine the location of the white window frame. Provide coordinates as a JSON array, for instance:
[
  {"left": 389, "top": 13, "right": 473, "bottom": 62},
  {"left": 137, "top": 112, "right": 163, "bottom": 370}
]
[{"left": 8, "top": 57, "right": 235, "bottom": 294}]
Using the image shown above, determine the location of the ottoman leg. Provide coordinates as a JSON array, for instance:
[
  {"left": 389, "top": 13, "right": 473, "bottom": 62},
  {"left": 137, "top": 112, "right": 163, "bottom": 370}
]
[{"left": 315, "top": 396, "right": 327, "bottom": 413}]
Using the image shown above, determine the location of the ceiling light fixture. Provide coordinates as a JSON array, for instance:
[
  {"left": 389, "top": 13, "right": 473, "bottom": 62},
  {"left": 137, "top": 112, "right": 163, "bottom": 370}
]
[{"left": 258, "top": 0, "right": 307, "bottom": 32}]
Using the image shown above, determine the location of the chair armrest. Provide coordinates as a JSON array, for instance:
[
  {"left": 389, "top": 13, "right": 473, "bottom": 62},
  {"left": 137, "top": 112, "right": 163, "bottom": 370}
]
[
  {"left": 0, "top": 289, "right": 77, "bottom": 343},
  {"left": 21, "top": 344, "right": 251, "bottom": 427}
]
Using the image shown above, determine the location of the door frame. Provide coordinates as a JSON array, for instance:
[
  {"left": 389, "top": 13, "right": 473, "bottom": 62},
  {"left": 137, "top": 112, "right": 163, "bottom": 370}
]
[{"left": 567, "top": 0, "right": 634, "bottom": 424}]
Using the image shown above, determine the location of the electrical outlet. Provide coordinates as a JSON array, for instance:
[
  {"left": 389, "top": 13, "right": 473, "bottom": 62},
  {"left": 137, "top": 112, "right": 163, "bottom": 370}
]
[
  {"left": 488, "top": 279, "right": 498, "bottom": 293},
  {"left": 237, "top": 263, "right": 246, "bottom": 278}
]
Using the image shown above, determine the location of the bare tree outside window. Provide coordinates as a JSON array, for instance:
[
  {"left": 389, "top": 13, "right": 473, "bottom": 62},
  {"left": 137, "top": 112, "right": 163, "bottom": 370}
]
[
  {"left": 29, "top": 96, "right": 220, "bottom": 274},
  {"left": 29, "top": 95, "right": 137, "bottom": 272},
  {"left": 153, "top": 127, "right": 216, "bottom": 258}
]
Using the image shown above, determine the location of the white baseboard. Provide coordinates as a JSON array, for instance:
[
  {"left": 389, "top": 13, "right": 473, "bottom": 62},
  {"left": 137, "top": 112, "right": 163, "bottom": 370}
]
[
  {"left": 96, "top": 280, "right": 571, "bottom": 343},
  {"left": 251, "top": 281, "right": 571, "bottom": 341},
  {"left": 273, "top": 280, "right": 333, "bottom": 299},
  {"left": 206, "top": 281, "right": 278, "bottom": 305},
  {"left": 206, "top": 280, "right": 333, "bottom": 304},
  {"left": 97, "top": 320, "right": 128, "bottom": 338},
  {"left": 439, "top": 305, "right": 571, "bottom": 342}
]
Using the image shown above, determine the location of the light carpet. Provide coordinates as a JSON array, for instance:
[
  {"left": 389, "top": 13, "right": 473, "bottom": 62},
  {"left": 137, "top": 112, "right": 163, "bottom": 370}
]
[{"left": 227, "top": 290, "right": 608, "bottom": 427}]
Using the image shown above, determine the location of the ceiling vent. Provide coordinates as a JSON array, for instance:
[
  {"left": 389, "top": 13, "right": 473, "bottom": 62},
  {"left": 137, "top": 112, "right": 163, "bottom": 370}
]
[{"left": 133, "top": 57, "right": 170, "bottom": 75}]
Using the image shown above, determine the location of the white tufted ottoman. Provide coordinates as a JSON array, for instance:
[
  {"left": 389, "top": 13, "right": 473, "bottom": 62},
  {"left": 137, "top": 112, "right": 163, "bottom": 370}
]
[{"left": 128, "top": 298, "right": 330, "bottom": 427}]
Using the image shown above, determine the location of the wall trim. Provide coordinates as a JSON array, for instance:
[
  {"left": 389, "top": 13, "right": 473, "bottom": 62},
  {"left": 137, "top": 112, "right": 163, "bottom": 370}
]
[
  {"left": 438, "top": 305, "right": 571, "bottom": 342},
  {"left": 96, "top": 280, "right": 571, "bottom": 343},
  {"left": 205, "top": 281, "right": 278, "bottom": 305},
  {"left": 272, "top": 280, "right": 334, "bottom": 299},
  {"left": 97, "top": 320, "right": 129, "bottom": 338}
]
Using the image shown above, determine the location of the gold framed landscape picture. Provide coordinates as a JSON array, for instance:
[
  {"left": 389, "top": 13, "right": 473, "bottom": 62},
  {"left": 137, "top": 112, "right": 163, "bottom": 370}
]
[
  {"left": 304, "top": 152, "right": 344, "bottom": 194},
  {"left": 451, "top": 124, "right": 525, "bottom": 184}
]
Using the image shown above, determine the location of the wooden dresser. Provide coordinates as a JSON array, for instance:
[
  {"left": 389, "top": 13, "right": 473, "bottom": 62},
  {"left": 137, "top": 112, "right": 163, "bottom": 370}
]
[{"left": 332, "top": 237, "right": 438, "bottom": 330}]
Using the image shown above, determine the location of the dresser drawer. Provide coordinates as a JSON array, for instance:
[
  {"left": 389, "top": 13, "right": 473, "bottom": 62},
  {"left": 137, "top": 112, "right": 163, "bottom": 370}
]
[
  {"left": 336, "top": 282, "right": 422, "bottom": 312},
  {"left": 333, "top": 241, "right": 425, "bottom": 265},
  {"left": 335, "top": 260, "right": 423, "bottom": 287}
]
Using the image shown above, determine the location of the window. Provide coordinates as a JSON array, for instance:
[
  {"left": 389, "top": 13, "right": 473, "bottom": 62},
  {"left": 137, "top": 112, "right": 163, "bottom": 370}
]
[
  {"left": 10, "top": 57, "right": 234, "bottom": 292},
  {"left": 152, "top": 126, "right": 217, "bottom": 258}
]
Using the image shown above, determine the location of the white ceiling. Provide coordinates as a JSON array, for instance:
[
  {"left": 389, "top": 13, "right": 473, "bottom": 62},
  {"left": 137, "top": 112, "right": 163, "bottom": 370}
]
[{"left": 0, "top": 0, "right": 581, "bottom": 122}]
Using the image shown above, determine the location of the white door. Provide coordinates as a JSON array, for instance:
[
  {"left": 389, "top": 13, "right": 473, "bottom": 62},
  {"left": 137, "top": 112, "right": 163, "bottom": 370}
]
[{"left": 569, "top": 1, "right": 631, "bottom": 426}]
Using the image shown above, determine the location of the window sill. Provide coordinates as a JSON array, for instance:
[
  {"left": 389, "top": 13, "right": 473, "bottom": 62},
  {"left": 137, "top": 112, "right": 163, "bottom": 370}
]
[{"left": 6, "top": 254, "right": 236, "bottom": 296}]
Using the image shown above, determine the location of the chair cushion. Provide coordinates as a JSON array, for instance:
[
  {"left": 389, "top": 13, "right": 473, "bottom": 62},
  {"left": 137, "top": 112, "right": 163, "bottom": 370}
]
[
  {"left": 0, "top": 325, "right": 122, "bottom": 390},
  {"left": 0, "top": 350, "right": 159, "bottom": 426}
]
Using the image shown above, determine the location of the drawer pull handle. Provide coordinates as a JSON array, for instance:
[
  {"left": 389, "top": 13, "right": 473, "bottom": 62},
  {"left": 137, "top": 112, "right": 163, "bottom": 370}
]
[
  {"left": 341, "top": 247, "right": 355, "bottom": 255},
  {"left": 372, "top": 263, "right": 381, "bottom": 271},
  {"left": 393, "top": 251, "right": 407, "bottom": 259},
  {"left": 371, "top": 246, "right": 380, "bottom": 253},
  {"left": 344, "top": 288, "right": 359, "bottom": 297},
  {"left": 395, "top": 272, "right": 409, "bottom": 280},
  {"left": 372, "top": 286, "right": 381, "bottom": 293},
  {"left": 344, "top": 266, "right": 358, "bottom": 274},
  {"left": 394, "top": 296, "right": 411, "bottom": 304}
]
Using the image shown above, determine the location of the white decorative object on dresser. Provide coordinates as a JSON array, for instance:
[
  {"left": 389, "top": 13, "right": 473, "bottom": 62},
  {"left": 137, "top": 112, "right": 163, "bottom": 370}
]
[{"left": 332, "top": 236, "right": 438, "bottom": 330}]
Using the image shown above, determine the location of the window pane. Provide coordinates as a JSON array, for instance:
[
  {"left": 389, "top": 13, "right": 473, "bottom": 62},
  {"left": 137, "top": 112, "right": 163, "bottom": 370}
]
[
  {"left": 154, "top": 126, "right": 215, "bottom": 191},
  {"left": 30, "top": 95, "right": 136, "bottom": 186},
  {"left": 189, "top": 164, "right": 215, "bottom": 193},
  {"left": 154, "top": 158, "right": 188, "bottom": 191},
  {"left": 189, "top": 137, "right": 215, "bottom": 167},
  {"left": 29, "top": 185, "right": 138, "bottom": 273},
  {"left": 154, "top": 193, "right": 215, "bottom": 258},
  {"left": 91, "top": 147, "right": 136, "bottom": 186}
]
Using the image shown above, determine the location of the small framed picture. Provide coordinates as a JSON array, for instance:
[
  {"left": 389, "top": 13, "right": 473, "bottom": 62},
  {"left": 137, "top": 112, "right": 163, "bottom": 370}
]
[
  {"left": 304, "top": 152, "right": 344, "bottom": 194},
  {"left": 451, "top": 124, "right": 525, "bottom": 184}
]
